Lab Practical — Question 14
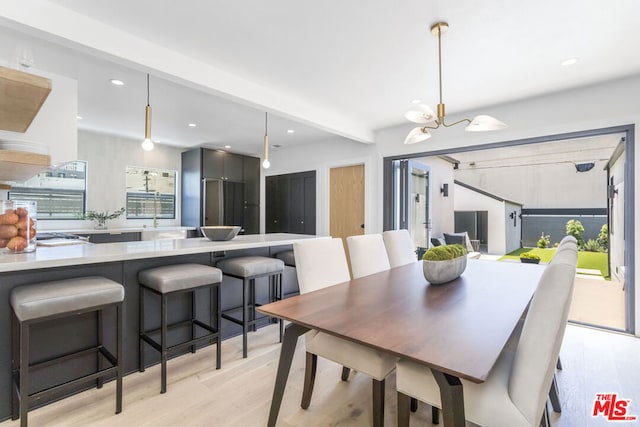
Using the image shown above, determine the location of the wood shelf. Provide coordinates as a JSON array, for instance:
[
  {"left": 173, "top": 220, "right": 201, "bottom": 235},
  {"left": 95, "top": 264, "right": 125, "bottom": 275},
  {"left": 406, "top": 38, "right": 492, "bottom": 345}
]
[
  {"left": 0, "top": 65, "right": 52, "bottom": 133},
  {"left": 0, "top": 149, "right": 51, "bottom": 183}
]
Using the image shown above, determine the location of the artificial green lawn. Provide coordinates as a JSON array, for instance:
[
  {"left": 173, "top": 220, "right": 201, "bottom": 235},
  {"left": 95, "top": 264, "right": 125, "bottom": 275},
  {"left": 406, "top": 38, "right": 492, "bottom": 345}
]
[{"left": 499, "top": 247, "right": 610, "bottom": 278}]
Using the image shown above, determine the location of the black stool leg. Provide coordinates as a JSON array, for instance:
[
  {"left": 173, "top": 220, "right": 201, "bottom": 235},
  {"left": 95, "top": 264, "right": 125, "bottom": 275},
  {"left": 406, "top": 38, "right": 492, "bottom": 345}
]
[
  {"left": 160, "top": 293, "right": 168, "bottom": 393},
  {"left": 251, "top": 278, "right": 257, "bottom": 332},
  {"left": 116, "top": 302, "right": 123, "bottom": 414},
  {"left": 139, "top": 286, "right": 145, "bottom": 372},
  {"left": 19, "top": 321, "right": 29, "bottom": 427},
  {"left": 215, "top": 284, "right": 221, "bottom": 369},
  {"left": 97, "top": 309, "right": 103, "bottom": 389},
  {"left": 191, "top": 289, "right": 197, "bottom": 354},
  {"left": 242, "top": 278, "right": 248, "bottom": 358},
  {"left": 278, "top": 273, "right": 283, "bottom": 342}
]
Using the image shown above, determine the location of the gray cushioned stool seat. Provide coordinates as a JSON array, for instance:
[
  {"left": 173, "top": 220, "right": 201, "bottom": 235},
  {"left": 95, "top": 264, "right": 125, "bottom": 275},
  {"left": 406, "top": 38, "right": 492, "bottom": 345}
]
[
  {"left": 10, "top": 276, "right": 124, "bottom": 322},
  {"left": 217, "top": 256, "right": 284, "bottom": 277},
  {"left": 275, "top": 250, "right": 296, "bottom": 267},
  {"left": 138, "top": 263, "right": 223, "bottom": 294}
]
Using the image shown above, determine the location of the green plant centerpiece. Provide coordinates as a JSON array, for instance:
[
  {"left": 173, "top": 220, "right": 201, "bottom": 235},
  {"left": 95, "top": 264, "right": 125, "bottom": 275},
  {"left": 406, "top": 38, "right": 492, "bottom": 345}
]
[
  {"left": 519, "top": 252, "right": 541, "bottom": 264},
  {"left": 422, "top": 244, "right": 468, "bottom": 285},
  {"left": 81, "top": 207, "right": 125, "bottom": 229}
]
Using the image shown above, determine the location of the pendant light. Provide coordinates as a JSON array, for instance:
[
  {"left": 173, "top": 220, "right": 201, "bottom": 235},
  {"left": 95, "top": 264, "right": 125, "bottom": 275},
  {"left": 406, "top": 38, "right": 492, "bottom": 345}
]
[
  {"left": 141, "top": 73, "right": 154, "bottom": 151},
  {"left": 262, "top": 112, "right": 270, "bottom": 169},
  {"left": 404, "top": 22, "right": 506, "bottom": 144}
]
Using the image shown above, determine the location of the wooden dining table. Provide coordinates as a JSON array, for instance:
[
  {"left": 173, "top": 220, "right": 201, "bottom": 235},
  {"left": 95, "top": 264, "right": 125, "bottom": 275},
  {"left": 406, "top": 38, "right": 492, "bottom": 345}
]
[{"left": 257, "top": 259, "right": 544, "bottom": 426}]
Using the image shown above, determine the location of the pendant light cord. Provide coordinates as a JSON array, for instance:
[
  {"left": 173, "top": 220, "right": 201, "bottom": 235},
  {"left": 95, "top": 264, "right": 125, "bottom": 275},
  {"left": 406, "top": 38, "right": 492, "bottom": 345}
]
[
  {"left": 265, "top": 112, "right": 268, "bottom": 136},
  {"left": 437, "top": 27, "right": 443, "bottom": 105},
  {"left": 147, "top": 73, "right": 150, "bottom": 106}
]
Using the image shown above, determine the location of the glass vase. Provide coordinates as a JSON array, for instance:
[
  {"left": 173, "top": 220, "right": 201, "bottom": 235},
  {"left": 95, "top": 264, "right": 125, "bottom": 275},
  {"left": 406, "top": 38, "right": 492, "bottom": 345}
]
[{"left": 0, "top": 200, "right": 37, "bottom": 253}]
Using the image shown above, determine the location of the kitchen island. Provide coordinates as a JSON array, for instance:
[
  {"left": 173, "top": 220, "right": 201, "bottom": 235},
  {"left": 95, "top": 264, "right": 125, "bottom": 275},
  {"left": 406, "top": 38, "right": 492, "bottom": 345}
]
[{"left": 0, "top": 233, "right": 317, "bottom": 420}]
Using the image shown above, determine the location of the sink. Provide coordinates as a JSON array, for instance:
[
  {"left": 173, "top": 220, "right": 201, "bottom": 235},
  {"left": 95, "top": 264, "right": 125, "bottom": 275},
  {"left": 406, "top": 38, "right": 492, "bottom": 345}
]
[{"left": 200, "top": 226, "right": 241, "bottom": 241}]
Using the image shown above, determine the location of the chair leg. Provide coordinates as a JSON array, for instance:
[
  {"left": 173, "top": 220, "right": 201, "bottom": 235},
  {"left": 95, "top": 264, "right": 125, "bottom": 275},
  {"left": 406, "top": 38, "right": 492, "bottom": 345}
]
[
  {"left": 341, "top": 366, "right": 351, "bottom": 381},
  {"left": 19, "top": 321, "right": 29, "bottom": 427},
  {"left": 549, "top": 374, "right": 561, "bottom": 413},
  {"left": 397, "top": 391, "right": 411, "bottom": 427},
  {"left": 160, "top": 293, "right": 168, "bottom": 394},
  {"left": 301, "top": 352, "right": 317, "bottom": 409},
  {"left": 116, "top": 303, "right": 123, "bottom": 414},
  {"left": 191, "top": 289, "right": 197, "bottom": 353},
  {"left": 372, "top": 379, "right": 385, "bottom": 427},
  {"left": 242, "top": 278, "right": 249, "bottom": 358},
  {"left": 540, "top": 401, "right": 551, "bottom": 427},
  {"left": 278, "top": 274, "right": 283, "bottom": 342},
  {"left": 139, "top": 286, "right": 145, "bottom": 372},
  {"left": 214, "top": 284, "right": 221, "bottom": 369},
  {"left": 556, "top": 357, "right": 562, "bottom": 370},
  {"left": 410, "top": 397, "right": 418, "bottom": 412},
  {"left": 97, "top": 309, "right": 104, "bottom": 389}
]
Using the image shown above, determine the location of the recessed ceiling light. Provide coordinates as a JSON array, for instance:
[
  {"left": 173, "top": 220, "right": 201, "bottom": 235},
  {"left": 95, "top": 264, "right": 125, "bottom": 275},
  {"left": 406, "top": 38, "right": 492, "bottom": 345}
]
[
  {"left": 109, "top": 79, "right": 125, "bottom": 86},
  {"left": 560, "top": 57, "right": 578, "bottom": 67},
  {"left": 224, "top": 145, "right": 231, "bottom": 149},
  {"left": 188, "top": 123, "right": 197, "bottom": 127},
  {"left": 287, "top": 129, "right": 295, "bottom": 134},
  {"left": 273, "top": 144, "right": 283, "bottom": 148},
  {"left": 76, "top": 115, "right": 83, "bottom": 120},
  {"left": 411, "top": 99, "right": 422, "bottom": 104}
]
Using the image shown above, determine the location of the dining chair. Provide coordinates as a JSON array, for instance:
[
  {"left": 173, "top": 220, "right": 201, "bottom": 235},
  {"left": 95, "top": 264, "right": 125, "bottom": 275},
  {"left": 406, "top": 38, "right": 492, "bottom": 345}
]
[
  {"left": 396, "top": 258, "right": 577, "bottom": 427},
  {"left": 557, "top": 235, "right": 577, "bottom": 247},
  {"left": 293, "top": 237, "right": 397, "bottom": 427},
  {"left": 347, "top": 234, "right": 391, "bottom": 279},
  {"left": 382, "top": 229, "right": 417, "bottom": 268}
]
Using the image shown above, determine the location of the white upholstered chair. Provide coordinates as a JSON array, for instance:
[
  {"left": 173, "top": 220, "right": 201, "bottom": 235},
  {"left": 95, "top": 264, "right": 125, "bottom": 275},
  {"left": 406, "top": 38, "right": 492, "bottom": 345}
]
[
  {"left": 293, "top": 238, "right": 397, "bottom": 426},
  {"left": 347, "top": 234, "right": 391, "bottom": 279},
  {"left": 382, "top": 229, "right": 417, "bottom": 268},
  {"left": 396, "top": 257, "right": 577, "bottom": 427}
]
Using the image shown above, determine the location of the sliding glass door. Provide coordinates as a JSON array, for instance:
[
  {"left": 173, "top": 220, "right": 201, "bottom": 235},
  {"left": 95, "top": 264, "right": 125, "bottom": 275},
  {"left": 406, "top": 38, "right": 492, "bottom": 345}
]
[{"left": 392, "top": 159, "right": 431, "bottom": 255}]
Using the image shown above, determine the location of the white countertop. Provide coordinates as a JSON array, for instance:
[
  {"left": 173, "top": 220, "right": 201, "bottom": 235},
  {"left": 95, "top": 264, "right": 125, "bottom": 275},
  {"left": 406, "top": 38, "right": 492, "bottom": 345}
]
[
  {"left": 0, "top": 233, "right": 319, "bottom": 273},
  {"left": 39, "top": 226, "right": 196, "bottom": 235}
]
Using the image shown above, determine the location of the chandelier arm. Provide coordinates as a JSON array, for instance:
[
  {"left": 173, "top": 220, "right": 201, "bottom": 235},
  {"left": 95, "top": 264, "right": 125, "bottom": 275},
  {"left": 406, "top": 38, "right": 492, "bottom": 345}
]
[
  {"left": 441, "top": 118, "right": 472, "bottom": 128},
  {"left": 423, "top": 123, "right": 441, "bottom": 130}
]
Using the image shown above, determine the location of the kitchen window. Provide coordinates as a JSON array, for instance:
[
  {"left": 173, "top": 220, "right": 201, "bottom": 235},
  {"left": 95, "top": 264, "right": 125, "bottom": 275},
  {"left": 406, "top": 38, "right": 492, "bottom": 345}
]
[
  {"left": 9, "top": 161, "right": 87, "bottom": 220},
  {"left": 125, "top": 166, "right": 176, "bottom": 219}
]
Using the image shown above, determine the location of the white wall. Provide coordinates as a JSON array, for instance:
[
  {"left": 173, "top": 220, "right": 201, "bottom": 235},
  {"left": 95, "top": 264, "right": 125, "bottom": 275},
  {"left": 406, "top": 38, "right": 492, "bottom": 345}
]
[
  {"left": 454, "top": 184, "right": 506, "bottom": 254},
  {"left": 38, "top": 129, "right": 184, "bottom": 230},
  {"left": 412, "top": 156, "right": 455, "bottom": 239},
  {"left": 0, "top": 69, "right": 78, "bottom": 165}
]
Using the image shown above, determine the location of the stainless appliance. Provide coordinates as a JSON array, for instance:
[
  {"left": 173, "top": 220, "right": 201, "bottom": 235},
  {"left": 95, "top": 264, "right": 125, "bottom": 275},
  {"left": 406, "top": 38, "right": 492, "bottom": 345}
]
[{"left": 202, "top": 179, "right": 245, "bottom": 230}]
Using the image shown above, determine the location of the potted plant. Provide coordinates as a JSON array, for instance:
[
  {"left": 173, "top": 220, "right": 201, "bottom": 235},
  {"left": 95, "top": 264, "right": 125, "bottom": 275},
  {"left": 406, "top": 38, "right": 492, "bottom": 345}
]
[
  {"left": 519, "top": 252, "right": 541, "bottom": 264},
  {"left": 81, "top": 207, "right": 125, "bottom": 229},
  {"left": 422, "top": 244, "right": 468, "bottom": 285}
]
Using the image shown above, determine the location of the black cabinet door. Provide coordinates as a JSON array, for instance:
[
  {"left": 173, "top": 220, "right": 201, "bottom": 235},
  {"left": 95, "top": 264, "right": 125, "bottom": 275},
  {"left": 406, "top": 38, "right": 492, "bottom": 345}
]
[
  {"left": 224, "top": 153, "right": 244, "bottom": 182},
  {"left": 265, "top": 171, "right": 315, "bottom": 235},
  {"left": 243, "top": 156, "right": 260, "bottom": 205},
  {"left": 202, "top": 149, "right": 225, "bottom": 179}
]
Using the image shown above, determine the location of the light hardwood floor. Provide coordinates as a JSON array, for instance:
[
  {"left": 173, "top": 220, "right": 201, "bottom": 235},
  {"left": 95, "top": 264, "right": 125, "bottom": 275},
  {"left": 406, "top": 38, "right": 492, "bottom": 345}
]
[{"left": 2, "top": 324, "right": 639, "bottom": 426}]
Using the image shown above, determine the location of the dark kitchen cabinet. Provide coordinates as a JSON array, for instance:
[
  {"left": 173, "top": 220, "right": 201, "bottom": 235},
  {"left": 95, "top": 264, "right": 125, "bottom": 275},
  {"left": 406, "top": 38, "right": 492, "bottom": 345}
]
[
  {"left": 266, "top": 171, "right": 316, "bottom": 235},
  {"left": 182, "top": 148, "right": 260, "bottom": 235},
  {"left": 202, "top": 149, "right": 243, "bottom": 182}
]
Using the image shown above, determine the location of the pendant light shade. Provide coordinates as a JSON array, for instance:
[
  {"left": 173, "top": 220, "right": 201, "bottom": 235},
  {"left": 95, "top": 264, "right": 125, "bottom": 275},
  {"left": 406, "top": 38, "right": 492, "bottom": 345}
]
[
  {"left": 404, "top": 127, "right": 432, "bottom": 144},
  {"left": 262, "top": 112, "right": 270, "bottom": 169},
  {"left": 141, "top": 73, "right": 154, "bottom": 151},
  {"left": 404, "top": 22, "right": 506, "bottom": 143}
]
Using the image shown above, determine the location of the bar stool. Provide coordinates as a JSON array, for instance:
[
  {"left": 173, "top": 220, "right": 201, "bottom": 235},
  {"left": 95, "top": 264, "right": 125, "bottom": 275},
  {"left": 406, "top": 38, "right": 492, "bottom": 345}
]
[
  {"left": 275, "top": 250, "right": 296, "bottom": 267},
  {"left": 217, "top": 256, "right": 284, "bottom": 358},
  {"left": 10, "top": 276, "right": 124, "bottom": 427},
  {"left": 138, "top": 263, "right": 222, "bottom": 394}
]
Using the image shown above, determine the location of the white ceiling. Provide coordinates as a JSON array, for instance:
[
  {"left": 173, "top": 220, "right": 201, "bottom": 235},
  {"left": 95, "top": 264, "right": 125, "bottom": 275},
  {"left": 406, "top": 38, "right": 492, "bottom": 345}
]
[{"left": 1, "top": 0, "right": 639, "bottom": 156}]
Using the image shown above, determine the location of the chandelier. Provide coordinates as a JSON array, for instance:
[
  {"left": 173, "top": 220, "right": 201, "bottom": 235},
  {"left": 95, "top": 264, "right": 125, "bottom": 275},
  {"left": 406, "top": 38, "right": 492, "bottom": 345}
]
[{"left": 404, "top": 22, "right": 506, "bottom": 144}]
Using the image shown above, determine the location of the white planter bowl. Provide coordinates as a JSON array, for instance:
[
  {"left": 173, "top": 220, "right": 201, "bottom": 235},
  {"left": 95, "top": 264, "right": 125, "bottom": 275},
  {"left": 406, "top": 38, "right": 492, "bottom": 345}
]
[{"left": 422, "top": 255, "right": 467, "bottom": 285}]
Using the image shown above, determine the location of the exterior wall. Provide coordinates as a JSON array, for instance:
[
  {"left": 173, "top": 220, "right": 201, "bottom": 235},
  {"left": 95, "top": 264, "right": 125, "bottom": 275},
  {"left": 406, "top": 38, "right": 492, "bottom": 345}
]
[
  {"left": 521, "top": 215, "right": 606, "bottom": 247},
  {"left": 504, "top": 201, "right": 522, "bottom": 253},
  {"left": 453, "top": 184, "right": 506, "bottom": 254}
]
